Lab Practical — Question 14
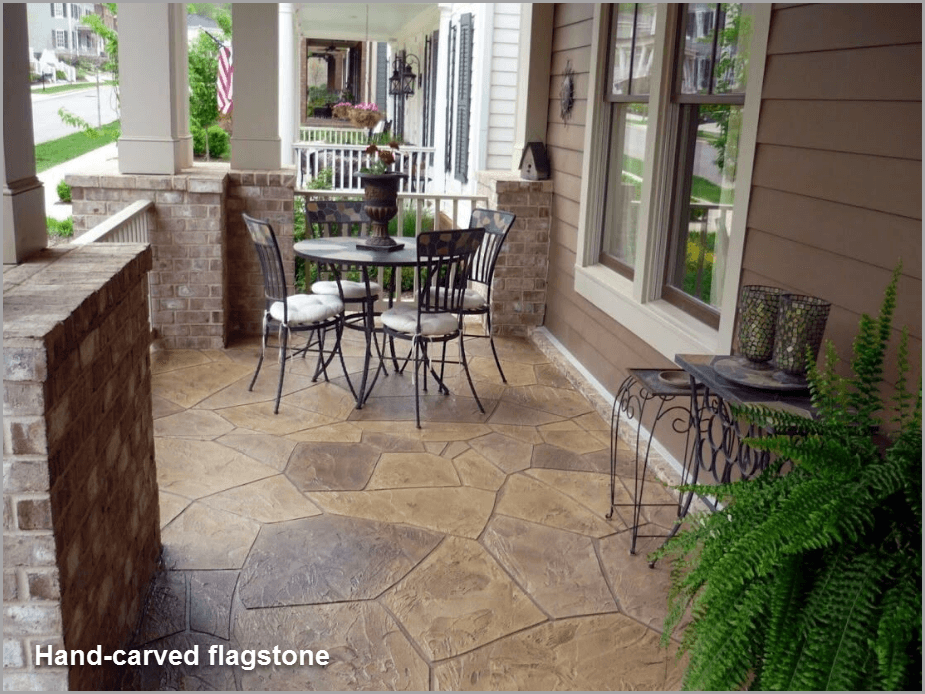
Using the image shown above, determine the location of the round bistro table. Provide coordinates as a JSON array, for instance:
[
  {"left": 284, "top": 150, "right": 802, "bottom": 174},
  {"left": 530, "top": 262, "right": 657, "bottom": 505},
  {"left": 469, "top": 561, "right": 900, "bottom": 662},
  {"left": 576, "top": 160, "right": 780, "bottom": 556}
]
[{"left": 294, "top": 236, "right": 418, "bottom": 408}]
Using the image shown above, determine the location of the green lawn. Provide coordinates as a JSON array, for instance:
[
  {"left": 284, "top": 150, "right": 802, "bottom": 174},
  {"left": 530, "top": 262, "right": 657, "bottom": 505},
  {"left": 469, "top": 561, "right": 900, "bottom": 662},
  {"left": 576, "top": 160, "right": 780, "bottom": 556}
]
[
  {"left": 34, "top": 121, "right": 120, "bottom": 173},
  {"left": 31, "top": 80, "right": 115, "bottom": 96}
]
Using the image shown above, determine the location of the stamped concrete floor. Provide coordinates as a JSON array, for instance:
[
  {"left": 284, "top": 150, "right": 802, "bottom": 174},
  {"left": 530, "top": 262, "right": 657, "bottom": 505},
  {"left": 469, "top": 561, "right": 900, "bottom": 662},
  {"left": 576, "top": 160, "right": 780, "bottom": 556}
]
[{"left": 131, "top": 329, "right": 687, "bottom": 690}]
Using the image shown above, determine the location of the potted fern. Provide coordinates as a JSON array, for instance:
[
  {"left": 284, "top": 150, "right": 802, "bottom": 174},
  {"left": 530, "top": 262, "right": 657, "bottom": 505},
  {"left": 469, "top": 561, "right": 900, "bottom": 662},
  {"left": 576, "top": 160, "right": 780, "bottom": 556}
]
[{"left": 654, "top": 265, "right": 921, "bottom": 690}]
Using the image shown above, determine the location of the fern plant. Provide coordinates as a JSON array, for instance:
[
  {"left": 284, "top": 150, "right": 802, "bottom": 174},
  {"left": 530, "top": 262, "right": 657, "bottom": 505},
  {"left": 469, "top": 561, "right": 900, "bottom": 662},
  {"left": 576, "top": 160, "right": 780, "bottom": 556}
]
[{"left": 654, "top": 265, "right": 921, "bottom": 690}]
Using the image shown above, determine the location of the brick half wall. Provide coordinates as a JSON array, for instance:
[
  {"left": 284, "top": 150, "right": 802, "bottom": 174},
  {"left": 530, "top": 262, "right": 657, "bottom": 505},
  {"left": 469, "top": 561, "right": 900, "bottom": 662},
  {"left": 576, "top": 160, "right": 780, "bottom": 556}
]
[{"left": 3, "top": 245, "right": 159, "bottom": 690}]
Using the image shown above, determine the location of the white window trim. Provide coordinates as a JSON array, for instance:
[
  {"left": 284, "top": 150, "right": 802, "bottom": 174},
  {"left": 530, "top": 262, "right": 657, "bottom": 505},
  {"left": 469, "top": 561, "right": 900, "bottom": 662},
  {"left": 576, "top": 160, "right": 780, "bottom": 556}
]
[{"left": 574, "top": 3, "right": 771, "bottom": 362}]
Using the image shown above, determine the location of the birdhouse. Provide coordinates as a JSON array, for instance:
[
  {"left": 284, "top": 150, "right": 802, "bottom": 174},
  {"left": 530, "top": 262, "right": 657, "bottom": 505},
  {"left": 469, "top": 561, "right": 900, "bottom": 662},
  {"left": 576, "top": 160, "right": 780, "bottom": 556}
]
[{"left": 519, "top": 142, "right": 550, "bottom": 181}]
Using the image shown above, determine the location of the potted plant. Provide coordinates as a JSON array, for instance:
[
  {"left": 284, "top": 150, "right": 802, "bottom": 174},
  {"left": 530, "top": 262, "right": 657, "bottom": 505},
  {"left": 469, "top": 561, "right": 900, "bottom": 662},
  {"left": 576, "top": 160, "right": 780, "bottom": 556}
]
[
  {"left": 356, "top": 142, "right": 407, "bottom": 252},
  {"left": 347, "top": 102, "right": 384, "bottom": 130},
  {"left": 654, "top": 265, "right": 921, "bottom": 690}
]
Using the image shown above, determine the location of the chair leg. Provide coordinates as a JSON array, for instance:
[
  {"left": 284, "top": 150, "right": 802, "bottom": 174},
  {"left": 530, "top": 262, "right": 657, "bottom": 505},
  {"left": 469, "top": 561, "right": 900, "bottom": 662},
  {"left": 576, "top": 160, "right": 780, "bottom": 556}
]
[
  {"left": 413, "top": 338, "right": 422, "bottom": 428},
  {"left": 486, "top": 312, "right": 507, "bottom": 383},
  {"left": 249, "top": 313, "right": 270, "bottom": 391},
  {"left": 334, "top": 320, "right": 357, "bottom": 400},
  {"left": 459, "top": 331, "right": 484, "bottom": 413},
  {"left": 275, "top": 325, "right": 288, "bottom": 414},
  {"left": 312, "top": 327, "right": 330, "bottom": 383}
]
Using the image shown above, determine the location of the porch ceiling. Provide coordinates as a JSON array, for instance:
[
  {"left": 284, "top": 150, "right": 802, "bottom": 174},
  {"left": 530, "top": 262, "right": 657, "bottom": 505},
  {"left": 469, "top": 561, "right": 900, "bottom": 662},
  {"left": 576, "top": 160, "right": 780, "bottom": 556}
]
[{"left": 295, "top": 3, "right": 437, "bottom": 43}]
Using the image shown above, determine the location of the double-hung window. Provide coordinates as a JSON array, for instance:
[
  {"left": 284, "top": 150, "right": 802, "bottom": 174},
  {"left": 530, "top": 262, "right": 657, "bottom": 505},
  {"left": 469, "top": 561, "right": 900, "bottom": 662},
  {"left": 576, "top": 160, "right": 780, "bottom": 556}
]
[{"left": 576, "top": 3, "right": 770, "bottom": 359}]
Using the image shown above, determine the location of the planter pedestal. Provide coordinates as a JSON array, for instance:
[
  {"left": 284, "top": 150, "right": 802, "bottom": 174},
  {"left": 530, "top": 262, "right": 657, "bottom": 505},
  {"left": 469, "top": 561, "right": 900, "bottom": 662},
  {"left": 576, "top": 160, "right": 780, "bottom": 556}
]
[{"left": 357, "top": 172, "right": 408, "bottom": 252}]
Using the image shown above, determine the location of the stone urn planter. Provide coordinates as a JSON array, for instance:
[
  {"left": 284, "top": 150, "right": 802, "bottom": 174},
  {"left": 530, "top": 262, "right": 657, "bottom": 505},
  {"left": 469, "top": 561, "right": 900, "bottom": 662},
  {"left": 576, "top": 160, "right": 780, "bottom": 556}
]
[{"left": 357, "top": 172, "right": 408, "bottom": 252}]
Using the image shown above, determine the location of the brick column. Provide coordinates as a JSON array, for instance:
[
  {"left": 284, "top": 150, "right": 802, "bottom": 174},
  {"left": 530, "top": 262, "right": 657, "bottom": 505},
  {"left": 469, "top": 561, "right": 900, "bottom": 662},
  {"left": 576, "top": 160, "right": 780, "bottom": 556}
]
[
  {"left": 3, "top": 245, "right": 159, "bottom": 690},
  {"left": 477, "top": 171, "right": 553, "bottom": 336}
]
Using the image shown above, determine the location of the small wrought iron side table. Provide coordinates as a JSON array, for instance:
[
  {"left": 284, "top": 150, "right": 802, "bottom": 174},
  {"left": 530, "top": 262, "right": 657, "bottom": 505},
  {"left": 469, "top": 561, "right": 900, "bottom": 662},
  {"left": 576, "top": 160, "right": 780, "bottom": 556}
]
[
  {"left": 672, "top": 353, "right": 816, "bottom": 523},
  {"left": 607, "top": 369, "right": 699, "bottom": 556}
]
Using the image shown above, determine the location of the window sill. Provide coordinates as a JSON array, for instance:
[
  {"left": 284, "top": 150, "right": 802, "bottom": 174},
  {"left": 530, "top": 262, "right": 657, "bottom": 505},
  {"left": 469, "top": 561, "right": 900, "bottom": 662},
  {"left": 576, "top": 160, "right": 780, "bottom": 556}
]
[{"left": 574, "top": 263, "right": 722, "bottom": 362}]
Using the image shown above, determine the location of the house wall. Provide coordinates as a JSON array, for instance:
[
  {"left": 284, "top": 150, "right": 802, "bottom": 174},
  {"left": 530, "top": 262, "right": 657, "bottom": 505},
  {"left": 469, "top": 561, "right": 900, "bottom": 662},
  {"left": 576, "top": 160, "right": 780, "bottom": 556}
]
[
  {"left": 3, "top": 245, "right": 159, "bottom": 691},
  {"left": 542, "top": 3, "right": 921, "bottom": 415},
  {"left": 485, "top": 3, "right": 521, "bottom": 171}
]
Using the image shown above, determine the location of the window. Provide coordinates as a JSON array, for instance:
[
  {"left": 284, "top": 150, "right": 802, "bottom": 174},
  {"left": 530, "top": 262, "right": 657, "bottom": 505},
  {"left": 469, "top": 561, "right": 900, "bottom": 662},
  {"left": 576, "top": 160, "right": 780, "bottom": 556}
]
[
  {"left": 71, "top": 4, "right": 80, "bottom": 19},
  {"left": 575, "top": 3, "right": 769, "bottom": 358},
  {"left": 54, "top": 30, "right": 67, "bottom": 49},
  {"left": 52, "top": 3, "right": 64, "bottom": 18}
]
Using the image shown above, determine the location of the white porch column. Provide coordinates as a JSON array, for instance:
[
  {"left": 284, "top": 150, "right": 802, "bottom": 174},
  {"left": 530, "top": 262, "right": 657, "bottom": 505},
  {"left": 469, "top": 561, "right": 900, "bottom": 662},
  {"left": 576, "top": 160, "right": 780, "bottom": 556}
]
[
  {"left": 278, "top": 3, "right": 298, "bottom": 166},
  {"left": 232, "top": 3, "right": 281, "bottom": 170},
  {"left": 3, "top": 4, "right": 46, "bottom": 263},
  {"left": 117, "top": 3, "right": 192, "bottom": 174},
  {"left": 511, "top": 4, "right": 554, "bottom": 170}
]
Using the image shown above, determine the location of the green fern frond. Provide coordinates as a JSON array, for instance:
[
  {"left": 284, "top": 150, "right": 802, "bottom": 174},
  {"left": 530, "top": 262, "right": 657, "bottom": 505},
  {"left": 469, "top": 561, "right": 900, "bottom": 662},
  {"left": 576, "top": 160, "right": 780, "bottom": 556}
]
[{"left": 875, "top": 575, "right": 922, "bottom": 690}]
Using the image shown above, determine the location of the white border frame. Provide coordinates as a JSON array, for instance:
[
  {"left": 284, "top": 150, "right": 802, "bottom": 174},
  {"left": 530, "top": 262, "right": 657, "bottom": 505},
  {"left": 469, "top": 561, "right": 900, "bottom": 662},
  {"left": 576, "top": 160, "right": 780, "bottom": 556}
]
[{"left": 574, "top": 3, "right": 771, "bottom": 361}]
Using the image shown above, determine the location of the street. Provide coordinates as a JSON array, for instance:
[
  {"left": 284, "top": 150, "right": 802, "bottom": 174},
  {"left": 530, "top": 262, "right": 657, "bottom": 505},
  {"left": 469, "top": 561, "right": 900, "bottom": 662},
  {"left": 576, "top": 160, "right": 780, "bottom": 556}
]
[{"left": 31, "top": 84, "right": 120, "bottom": 144}]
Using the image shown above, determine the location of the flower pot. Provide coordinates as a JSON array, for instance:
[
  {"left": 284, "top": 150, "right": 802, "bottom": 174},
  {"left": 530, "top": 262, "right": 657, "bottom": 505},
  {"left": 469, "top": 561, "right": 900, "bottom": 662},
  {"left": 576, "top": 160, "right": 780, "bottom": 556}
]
[
  {"left": 773, "top": 294, "right": 831, "bottom": 375},
  {"left": 737, "top": 285, "right": 786, "bottom": 366},
  {"left": 348, "top": 108, "right": 383, "bottom": 129},
  {"left": 357, "top": 172, "right": 408, "bottom": 252}
]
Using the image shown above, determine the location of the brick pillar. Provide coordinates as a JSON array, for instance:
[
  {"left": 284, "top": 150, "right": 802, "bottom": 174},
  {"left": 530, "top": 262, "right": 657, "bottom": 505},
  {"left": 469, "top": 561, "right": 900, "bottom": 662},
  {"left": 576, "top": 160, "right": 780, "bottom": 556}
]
[
  {"left": 225, "top": 170, "right": 296, "bottom": 339},
  {"left": 477, "top": 171, "right": 553, "bottom": 336},
  {"left": 3, "top": 245, "right": 159, "bottom": 690}
]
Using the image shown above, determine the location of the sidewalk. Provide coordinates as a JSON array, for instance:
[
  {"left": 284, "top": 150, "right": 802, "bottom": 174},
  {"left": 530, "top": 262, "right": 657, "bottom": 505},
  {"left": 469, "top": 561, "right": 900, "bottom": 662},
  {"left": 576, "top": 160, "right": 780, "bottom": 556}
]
[{"left": 40, "top": 142, "right": 118, "bottom": 221}]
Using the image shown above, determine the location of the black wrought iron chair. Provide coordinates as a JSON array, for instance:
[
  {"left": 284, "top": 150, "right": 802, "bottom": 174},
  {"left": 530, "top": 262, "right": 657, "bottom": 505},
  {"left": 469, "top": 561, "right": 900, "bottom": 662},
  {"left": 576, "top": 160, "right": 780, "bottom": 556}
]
[
  {"left": 461, "top": 208, "right": 517, "bottom": 382},
  {"left": 380, "top": 228, "right": 486, "bottom": 428},
  {"left": 242, "top": 213, "right": 354, "bottom": 414}
]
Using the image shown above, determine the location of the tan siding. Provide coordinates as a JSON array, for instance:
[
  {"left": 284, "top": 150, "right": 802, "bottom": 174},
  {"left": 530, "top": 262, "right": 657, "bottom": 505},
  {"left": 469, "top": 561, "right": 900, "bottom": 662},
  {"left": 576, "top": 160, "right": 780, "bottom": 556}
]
[
  {"left": 744, "top": 4, "right": 922, "bottom": 400},
  {"left": 747, "top": 188, "right": 922, "bottom": 280},
  {"left": 757, "top": 100, "right": 921, "bottom": 160},
  {"left": 767, "top": 3, "right": 921, "bottom": 54},
  {"left": 762, "top": 45, "right": 921, "bottom": 101},
  {"left": 751, "top": 144, "right": 921, "bottom": 219},
  {"left": 554, "top": 3, "right": 594, "bottom": 29}
]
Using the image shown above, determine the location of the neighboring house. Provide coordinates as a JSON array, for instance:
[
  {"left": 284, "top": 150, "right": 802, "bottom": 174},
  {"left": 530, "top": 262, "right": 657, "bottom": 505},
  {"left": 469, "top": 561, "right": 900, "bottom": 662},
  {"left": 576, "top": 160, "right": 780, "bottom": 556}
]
[
  {"left": 26, "top": 3, "right": 102, "bottom": 63},
  {"left": 392, "top": 3, "right": 522, "bottom": 194},
  {"left": 186, "top": 12, "right": 220, "bottom": 46}
]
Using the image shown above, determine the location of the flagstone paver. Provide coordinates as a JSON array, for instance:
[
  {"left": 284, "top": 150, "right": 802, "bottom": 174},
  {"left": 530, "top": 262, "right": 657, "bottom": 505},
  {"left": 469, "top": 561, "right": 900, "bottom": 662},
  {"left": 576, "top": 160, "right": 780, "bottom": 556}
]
[
  {"left": 238, "top": 516, "right": 442, "bottom": 608},
  {"left": 136, "top": 335, "right": 689, "bottom": 690}
]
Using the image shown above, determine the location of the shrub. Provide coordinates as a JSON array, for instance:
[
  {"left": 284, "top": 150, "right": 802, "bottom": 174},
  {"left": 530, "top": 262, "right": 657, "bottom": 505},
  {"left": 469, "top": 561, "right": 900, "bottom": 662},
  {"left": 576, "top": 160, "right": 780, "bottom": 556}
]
[
  {"left": 191, "top": 121, "right": 206, "bottom": 156},
  {"left": 206, "top": 125, "right": 230, "bottom": 158},
  {"left": 55, "top": 69, "right": 67, "bottom": 81},
  {"left": 56, "top": 180, "right": 72, "bottom": 203},
  {"left": 46, "top": 216, "right": 73, "bottom": 238},
  {"left": 655, "top": 264, "right": 921, "bottom": 691}
]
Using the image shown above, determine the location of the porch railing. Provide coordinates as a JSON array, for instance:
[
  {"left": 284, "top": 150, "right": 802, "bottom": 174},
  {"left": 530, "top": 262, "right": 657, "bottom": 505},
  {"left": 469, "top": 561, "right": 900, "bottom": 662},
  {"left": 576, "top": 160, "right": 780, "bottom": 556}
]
[
  {"left": 293, "top": 142, "right": 435, "bottom": 194},
  {"left": 71, "top": 199, "right": 155, "bottom": 329},
  {"left": 294, "top": 190, "right": 489, "bottom": 305},
  {"left": 71, "top": 199, "right": 154, "bottom": 245},
  {"left": 299, "top": 125, "right": 368, "bottom": 145}
]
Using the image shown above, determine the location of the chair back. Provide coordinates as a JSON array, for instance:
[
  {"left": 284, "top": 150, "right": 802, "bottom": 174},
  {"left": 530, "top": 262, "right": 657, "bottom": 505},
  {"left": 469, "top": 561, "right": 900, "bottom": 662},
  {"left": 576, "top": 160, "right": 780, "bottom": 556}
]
[
  {"left": 417, "top": 228, "right": 486, "bottom": 315},
  {"left": 242, "top": 214, "right": 288, "bottom": 311},
  {"left": 305, "top": 199, "right": 372, "bottom": 238},
  {"left": 467, "top": 208, "right": 516, "bottom": 287}
]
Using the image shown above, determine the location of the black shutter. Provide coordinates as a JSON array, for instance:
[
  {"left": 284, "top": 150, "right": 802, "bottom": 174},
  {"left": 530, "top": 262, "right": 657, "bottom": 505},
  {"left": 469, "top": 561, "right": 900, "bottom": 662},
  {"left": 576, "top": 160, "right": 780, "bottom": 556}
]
[
  {"left": 62, "top": 3, "right": 67, "bottom": 18},
  {"left": 444, "top": 22, "right": 456, "bottom": 173},
  {"left": 375, "top": 42, "right": 388, "bottom": 113},
  {"left": 50, "top": 4, "right": 55, "bottom": 17},
  {"left": 454, "top": 13, "right": 473, "bottom": 183},
  {"left": 427, "top": 31, "right": 439, "bottom": 149}
]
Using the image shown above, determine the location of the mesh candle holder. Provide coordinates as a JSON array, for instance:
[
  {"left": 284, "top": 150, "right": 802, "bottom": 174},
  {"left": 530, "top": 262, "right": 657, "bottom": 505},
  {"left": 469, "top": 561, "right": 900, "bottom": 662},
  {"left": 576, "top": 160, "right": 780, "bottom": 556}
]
[
  {"left": 737, "top": 285, "right": 786, "bottom": 366},
  {"left": 773, "top": 294, "right": 831, "bottom": 376}
]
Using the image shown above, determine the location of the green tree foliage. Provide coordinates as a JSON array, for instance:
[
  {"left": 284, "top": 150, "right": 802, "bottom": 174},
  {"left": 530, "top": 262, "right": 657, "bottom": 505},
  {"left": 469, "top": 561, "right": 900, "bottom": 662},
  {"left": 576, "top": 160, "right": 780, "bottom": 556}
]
[
  {"left": 654, "top": 265, "right": 921, "bottom": 690},
  {"left": 188, "top": 32, "right": 221, "bottom": 130}
]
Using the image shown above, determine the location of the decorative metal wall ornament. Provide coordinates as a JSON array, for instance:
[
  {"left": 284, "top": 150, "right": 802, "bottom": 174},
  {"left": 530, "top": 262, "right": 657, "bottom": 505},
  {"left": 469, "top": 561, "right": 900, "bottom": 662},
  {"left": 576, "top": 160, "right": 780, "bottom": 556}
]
[{"left": 559, "top": 60, "right": 575, "bottom": 122}]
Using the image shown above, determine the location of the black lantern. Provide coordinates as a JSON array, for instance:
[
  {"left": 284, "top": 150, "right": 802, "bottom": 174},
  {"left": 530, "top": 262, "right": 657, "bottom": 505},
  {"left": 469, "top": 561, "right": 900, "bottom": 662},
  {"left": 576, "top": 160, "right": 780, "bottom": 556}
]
[{"left": 388, "top": 52, "right": 421, "bottom": 96}]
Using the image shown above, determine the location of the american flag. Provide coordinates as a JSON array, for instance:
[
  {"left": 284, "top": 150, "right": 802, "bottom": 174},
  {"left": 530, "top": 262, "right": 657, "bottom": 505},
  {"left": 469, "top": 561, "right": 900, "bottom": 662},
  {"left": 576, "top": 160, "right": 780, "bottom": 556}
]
[{"left": 217, "top": 45, "right": 233, "bottom": 115}]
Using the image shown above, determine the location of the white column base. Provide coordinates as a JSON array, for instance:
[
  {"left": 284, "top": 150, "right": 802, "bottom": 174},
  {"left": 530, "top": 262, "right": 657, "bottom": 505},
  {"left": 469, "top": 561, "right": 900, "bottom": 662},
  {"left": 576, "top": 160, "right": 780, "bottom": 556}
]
[
  {"left": 3, "top": 177, "right": 47, "bottom": 264},
  {"left": 118, "top": 136, "right": 193, "bottom": 175},
  {"left": 231, "top": 137, "right": 283, "bottom": 171}
]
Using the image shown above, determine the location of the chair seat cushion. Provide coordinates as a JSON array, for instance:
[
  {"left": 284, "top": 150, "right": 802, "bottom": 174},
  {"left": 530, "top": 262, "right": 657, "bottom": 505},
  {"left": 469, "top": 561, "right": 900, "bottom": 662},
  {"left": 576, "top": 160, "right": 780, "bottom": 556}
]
[
  {"left": 270, "top": 294, "right": 342, "bottom": 326},
  {"left": 381, "top": 303, "right": 459, "bottom": 336},
  {"left": 312, "top": 279, "right": 382, "bottom": 300},
  {"left": 424, "top": 287, "right": 487, "bottom": 311}
]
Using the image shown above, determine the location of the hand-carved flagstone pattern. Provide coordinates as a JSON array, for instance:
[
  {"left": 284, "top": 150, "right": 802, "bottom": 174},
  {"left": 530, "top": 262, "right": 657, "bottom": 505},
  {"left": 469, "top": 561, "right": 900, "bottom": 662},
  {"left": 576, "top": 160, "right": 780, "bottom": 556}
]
[{"left": 140, "top": 336, "right": 690, "bottom": 690}]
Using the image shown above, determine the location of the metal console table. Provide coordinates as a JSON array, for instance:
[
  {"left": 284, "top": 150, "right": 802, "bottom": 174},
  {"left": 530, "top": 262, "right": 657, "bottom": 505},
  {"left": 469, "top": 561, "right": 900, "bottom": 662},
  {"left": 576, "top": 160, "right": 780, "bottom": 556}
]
[{"left": 609, "top": 356, "right": 816, "bottom": 562}]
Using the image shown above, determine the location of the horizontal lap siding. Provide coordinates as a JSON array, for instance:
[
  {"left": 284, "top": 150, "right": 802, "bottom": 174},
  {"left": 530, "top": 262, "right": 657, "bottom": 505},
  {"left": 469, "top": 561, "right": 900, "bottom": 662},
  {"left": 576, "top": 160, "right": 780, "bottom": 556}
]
[
  {"left": 544, "top": 3, "right": 672, "bottom": 402},
  {"left": 487, "top": 5, "right": 521, "bottom": 170},
  {"left": 748, "top": 3, "right": 921, "bottom": 384}
]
